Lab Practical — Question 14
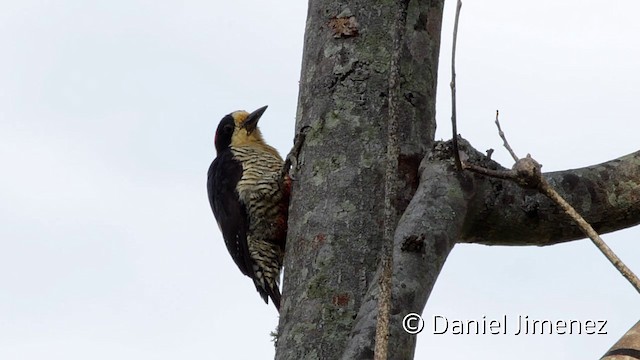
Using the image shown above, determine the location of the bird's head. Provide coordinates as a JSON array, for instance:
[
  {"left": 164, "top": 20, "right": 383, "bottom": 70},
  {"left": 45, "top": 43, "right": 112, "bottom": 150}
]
[{"left": 214, "top": 105, "right": 268, "bottom": 153}]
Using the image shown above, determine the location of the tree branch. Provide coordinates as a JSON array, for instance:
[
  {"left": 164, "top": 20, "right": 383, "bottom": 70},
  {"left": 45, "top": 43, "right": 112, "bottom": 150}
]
[
  {"left": 602, "top": 320, "right": 640, "bottom": 359},
  {"left": 342, "top": 151, "right": 470, "bottom": 359},
  {"left": 374, "top": 0, "right": 409, "bottom": 357},
  {"left": 465, "top": 151, "right": 640, "bottom": 293},
  {"left": 341, "top": 137, "right": 640, "bottom": 358},
  {"left": 450, "top": 0, "right": 463, "bottom": 171},
  {"left": 535, "top": 173, "right": 640, "bottom": 293},
  {"left": 461, "top": 147, "right": 640, "bottom": 246},
  {"left": 277, "top": 1, "right": 446, "bottom": 358},
  {"left": 494, "top": 110, "right": 519, "bottom": 162}
]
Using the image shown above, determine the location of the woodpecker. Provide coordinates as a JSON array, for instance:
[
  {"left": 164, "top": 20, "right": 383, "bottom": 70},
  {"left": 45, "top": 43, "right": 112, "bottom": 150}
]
[{"left": 207, "top": 105, "right": 290, "bottom": 311}]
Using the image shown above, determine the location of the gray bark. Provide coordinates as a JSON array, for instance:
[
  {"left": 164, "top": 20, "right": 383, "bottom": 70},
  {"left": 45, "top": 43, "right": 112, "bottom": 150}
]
[
  {"left": 463, "top": 148, "right": 640, "bottom": 246},
  {"left": 339, "top": 139, "right": 640, "bottom": 359},
  {"left": 277, "top": 0, "right": 443, "bottom": 359},
  {"left": 602, "top": 320, "right": 640, "bottom": 359},
  {"left": 275, "top": 0, "right": 640, "bottom": 359}
]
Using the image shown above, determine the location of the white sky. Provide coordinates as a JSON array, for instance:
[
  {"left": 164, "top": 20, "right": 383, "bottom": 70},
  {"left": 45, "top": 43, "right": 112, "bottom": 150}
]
[{"left": 1, "top": 1, "right": 638, "bottom": 359}]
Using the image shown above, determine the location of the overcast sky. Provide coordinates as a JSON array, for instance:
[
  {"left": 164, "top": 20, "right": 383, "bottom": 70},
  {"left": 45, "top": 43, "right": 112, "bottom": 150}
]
[{"left": 1, "top": 1, "right": 639, "bottom": 359}]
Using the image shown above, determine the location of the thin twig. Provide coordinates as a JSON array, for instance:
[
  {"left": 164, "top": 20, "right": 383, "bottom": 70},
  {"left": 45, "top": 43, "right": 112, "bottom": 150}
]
[
  {"left": 465, "top": 151, "right": 640, "bottom": 294},
  {"left": 450, "top": 0, "right": 463, "bottom": 171},
  {"left": 374, "top": 0, "right": 409, "bottom": 358},
  {"left": 494, "top": 110, "right": 519, "bottom": 162},
  {"left": 462, "top": 162, "right": 517, "bottom": 181},
  {"left": 537, "top": 178, "right": 640, "bottom": 294}
]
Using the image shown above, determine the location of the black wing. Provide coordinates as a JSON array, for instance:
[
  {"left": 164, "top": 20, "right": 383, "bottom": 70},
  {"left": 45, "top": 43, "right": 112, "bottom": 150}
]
[{"left": 207, "top": 151, "right": 255, "bottom": 278}]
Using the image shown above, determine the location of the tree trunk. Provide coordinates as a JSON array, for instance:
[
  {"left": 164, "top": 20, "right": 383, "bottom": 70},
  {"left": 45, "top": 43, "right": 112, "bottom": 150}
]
[{"left": 276, "top": 1, "right": 443, "bottom": 359}]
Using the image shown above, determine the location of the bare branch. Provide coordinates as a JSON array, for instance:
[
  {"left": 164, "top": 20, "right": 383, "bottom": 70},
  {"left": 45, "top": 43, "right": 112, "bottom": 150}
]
[
  {"left": 468, "top": 114, "right": 640, "bottom": 292},
  {"left": 341, "top": 157, "right": 468, "bottom": 360},
  {"left": 601, "top": 320, "right": 640, "bottom": 359},
  {"left": 374, "top": 258, "right": 392, "bottom": 359},
  {"left": 537, "top": 175, "right": 640, "bottom": 294},
  {"left": 374, "top": 0, "right": 410, "bottom": 357},
  {"left": 450, "top": 0, "right": 463, "bottom": 171},
  {"left": 464, "top": 139, "right": 640, "bottom": 294},
  {"left": 507, "top": 155, "right": 640, "bottom": 292},
  {"left": 463, "top": 149, "right": 640, "bottom": 246},
  {"left": 494, "top": 110, "right": 519, "bottom": 162},
  {"left": 463, "top": 162, "right": 516, "bottom": 181}
]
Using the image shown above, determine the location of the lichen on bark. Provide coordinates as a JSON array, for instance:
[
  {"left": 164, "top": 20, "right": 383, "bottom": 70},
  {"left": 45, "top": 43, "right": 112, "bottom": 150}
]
[{"left": 277, "top": 1, "right": 444, "bottom": 359}]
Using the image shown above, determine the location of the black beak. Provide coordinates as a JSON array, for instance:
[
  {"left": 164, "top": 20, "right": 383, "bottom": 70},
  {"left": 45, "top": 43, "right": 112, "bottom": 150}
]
[{"left": 243, "top": 105, "right": 268, "bottom": 134}]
